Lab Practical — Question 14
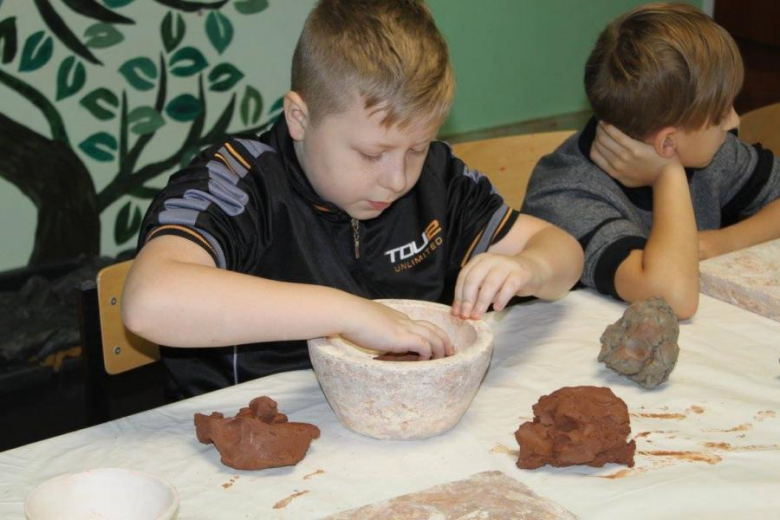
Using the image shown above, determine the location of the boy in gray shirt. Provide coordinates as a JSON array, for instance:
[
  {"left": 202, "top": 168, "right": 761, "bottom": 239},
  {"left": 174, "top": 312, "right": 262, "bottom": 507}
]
[{"left": 523, "top": 3, "right": 780, "bottom": 319}]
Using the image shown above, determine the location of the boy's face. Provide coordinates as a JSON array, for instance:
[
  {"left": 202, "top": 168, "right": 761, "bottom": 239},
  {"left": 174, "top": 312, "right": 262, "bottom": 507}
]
[
  {"left": 287, "top": 93, "right": 438, "bottom": 220},
  {"left": 673, "top": 106, "right": 740, "bottom": 168}
]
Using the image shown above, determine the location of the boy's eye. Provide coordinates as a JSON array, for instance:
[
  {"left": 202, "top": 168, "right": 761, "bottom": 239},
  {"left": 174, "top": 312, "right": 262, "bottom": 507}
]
[{"left": 360, "top": 152, "right": 382, "bottom": 162}]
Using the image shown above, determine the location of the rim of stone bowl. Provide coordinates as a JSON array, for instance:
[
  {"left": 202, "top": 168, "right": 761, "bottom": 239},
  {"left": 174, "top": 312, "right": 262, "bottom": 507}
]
[{"left": 307, "top": 299, "right": 493, "bottom": 369}]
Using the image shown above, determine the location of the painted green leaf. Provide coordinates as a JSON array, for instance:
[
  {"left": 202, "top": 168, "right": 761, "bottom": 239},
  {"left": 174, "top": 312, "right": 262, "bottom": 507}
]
[
  {"left": 118, "top": 57, "right": 157, "bottom": 91},
  {"left": 240, "top": 85, "right": 262, "bottom": 126},
  {"left": 0, "top": 17, "right": 17, "bottom": 64},
  {"left": 180, "top": 145, "right": 201, "bottom": 168},
  {"left": 128, "top": 106, "right": 166, "bottom": 135},
  {"left": 84, "top": 23, "right": 124, "bottom": 49},
  {"left": 19, "top": 31, "right": 53, "bottom": 72},
  {"left": 269, "top": 95, "right": 284, "bottom": 114},
  {"left": 79, "top": 132, "right": 118, "bottom": 162},
  {"left": 104, "top": 0, "right": 135, "bottom": 7},
  {"left": 80, "top": 88, "right": 119, "bottom": 120},
  {"left": 165, "top": 93, "right": 202, "bottom": 122},
  {"left": 161, "top": 11, "right": 185, "bottom": 53},
  {"left": 208, "top": 62, "right": 243, "bottom": 92},
  {"left": 234, "top": 0, "right": 268, "bottom": 14},
  {"left": 114, "top": 201, "right": 142, "bottom": 245},
  {"left": 169, "top": 46, "right": 208, "bottom": 77},
  {"left": 205, "top": 11, "right": 233, "bottom": 54},
  {"left": 56, "top": 56, "right": 87, "bottom": 101}
]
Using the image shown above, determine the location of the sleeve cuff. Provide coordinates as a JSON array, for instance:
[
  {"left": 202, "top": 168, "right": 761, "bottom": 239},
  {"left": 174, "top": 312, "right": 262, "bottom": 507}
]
[
  {"left": 145, "top": 225, "right": 222, "bottom": 267},
  {"left": 593, "top": 235, "right": 647, "bottom": 300}
]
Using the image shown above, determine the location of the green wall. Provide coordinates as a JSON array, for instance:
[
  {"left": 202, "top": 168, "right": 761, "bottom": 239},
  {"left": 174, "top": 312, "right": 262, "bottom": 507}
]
[
  {"left": 431, "top": 0, "right": 702, "bottom": 136},
  {"left": 0, "top": 0, "right": 702, "bottom": 271}
]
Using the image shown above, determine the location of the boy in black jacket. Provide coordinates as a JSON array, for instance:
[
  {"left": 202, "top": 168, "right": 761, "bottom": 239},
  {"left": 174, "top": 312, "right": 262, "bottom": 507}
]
[{"left": 124, "top": 0, "right": 583, "bottom": 399}]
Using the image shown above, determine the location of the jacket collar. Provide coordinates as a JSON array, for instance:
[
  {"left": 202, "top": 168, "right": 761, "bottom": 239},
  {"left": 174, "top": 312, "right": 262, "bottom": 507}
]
[{"left": 262, "top": 117, "right": 348, "bottom": 221}]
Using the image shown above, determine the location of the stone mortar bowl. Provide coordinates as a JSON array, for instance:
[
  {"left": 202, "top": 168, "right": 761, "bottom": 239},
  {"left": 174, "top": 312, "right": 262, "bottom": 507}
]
[{"left": 308, "top": 299, "right": 494, "bottom": 440}]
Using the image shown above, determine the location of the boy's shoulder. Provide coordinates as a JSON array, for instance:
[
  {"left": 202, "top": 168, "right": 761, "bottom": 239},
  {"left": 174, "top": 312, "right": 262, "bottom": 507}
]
[{"left": 528, "top": 124, "right": 618, "bottom": 192}]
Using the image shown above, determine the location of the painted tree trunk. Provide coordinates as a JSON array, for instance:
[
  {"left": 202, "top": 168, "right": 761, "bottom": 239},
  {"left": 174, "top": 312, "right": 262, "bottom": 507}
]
[{"left": 0, "top": 113, "right": 100, "bottom": 266}]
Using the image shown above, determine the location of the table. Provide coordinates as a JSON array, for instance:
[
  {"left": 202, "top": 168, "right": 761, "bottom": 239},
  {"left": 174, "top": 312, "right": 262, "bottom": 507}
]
[{"left": 1, "top": 290, "right": 779, "bottom": 519}]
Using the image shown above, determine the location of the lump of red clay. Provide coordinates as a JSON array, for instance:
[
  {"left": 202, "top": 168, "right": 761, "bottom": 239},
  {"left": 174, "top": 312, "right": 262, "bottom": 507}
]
[
  {"left": 373, "top": 351, "right": 421, "bottom": 362},
  {"left": 194, "top": 396, "right": 320, "bottom": 471},
  {"left": 599, "top": 297, "right": 680, "bottom": 389},
  {"left": 515, "top": 386, "right": 635, "bottom": 470}
]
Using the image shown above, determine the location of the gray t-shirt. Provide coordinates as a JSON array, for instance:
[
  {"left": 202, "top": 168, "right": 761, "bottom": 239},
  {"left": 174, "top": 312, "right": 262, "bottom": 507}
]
[{"left": 522, "top": 118, "right": 780, "bottom": 299}]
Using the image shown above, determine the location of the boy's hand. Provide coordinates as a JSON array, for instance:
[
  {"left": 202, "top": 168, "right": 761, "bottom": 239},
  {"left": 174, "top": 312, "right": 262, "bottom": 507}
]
[
  {"left": 452, "top": 253, "right": 545, "bottom": 320},
  {"left": 341, "top": 300, "right": 454, "bottom": 360},
  {"left": 591, "top": 122, "right": 680, "bottom": 187}
]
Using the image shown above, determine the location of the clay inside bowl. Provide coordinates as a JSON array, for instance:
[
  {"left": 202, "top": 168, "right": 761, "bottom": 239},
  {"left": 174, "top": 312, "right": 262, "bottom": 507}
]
[{"left": 308, "top": 299, "right": 494, "bottom": 440}]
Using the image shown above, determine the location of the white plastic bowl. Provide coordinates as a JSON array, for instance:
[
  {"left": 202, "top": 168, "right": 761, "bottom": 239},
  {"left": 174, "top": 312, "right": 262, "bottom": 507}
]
[
  {"left": 308, "top": 299, "right": 494, "bottom": 440},
  {"left": 25, "top": 468, "right": 179, "bottom": 520}
]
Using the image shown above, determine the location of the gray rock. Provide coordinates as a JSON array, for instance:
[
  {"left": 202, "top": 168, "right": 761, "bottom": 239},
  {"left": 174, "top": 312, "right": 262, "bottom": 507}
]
[{"left": 599, "top": 297, "right": 680, "bottom": 389}]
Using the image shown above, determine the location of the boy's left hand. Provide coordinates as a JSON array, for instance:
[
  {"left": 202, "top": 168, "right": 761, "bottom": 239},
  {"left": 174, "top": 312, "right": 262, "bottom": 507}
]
[{"left": 452, "top": 252, "right": 545, "bottom": 320}]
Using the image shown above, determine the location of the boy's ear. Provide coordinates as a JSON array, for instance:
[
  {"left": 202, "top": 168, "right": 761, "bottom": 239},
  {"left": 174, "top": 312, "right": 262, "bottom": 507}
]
[
  {"left": 284, "top": 91, "right": 309, "bottom": 142},
  {"left": 651, "top": 127, "right": 677, "bottom": 159}
]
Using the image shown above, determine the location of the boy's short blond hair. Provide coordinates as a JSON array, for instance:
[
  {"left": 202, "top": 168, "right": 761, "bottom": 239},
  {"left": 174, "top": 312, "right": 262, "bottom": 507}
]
[
  {"left": 291, "top": 0, "right": 455, "bottom": 131},
  {"left": 584, "top": 3, "right": 744, "bottom": 139}
]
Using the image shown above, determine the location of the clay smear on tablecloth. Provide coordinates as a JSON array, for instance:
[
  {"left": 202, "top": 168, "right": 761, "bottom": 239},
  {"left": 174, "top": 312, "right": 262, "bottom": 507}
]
[
  {"left": 702, "top": 441, "right": 780, "bottom": 452},
  {"left": 273, "top": 490, "right": 309, "bottom": 509},
  {"left": 638, "top": 450, "right": 722, "bottom": 465},
  {"left": 490, "top": 442, "right": 519, "bottom": 458},
  {"left": 598, "top": 406, "right": 780, "bottom": 478},
  {"left": 303, "top": 469, "right": 325, "bottom": 480},
  {"left": 222, "top": 475, "right": 239, "bottom": 489},
  {"left": 706, "top": 423, "right": 753, "bottom": 433},
  {"left": 632, "top": 412, "right": 687, "bottom": 420}
]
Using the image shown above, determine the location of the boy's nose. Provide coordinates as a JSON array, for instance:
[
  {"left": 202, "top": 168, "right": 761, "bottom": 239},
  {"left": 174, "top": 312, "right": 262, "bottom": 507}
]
[{"left": 379, "top": 159, "right": 407, "bottom": 193}]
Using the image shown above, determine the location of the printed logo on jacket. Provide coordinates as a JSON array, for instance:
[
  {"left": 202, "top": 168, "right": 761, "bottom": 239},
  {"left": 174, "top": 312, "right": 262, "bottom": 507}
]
[{"left": 384, "top": 220, "right": 443, "bottom": 273}]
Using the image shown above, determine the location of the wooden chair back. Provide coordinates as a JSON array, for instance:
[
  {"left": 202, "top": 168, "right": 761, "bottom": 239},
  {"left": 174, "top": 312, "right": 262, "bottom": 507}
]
[
  {"left": 740, "top": 102, "right": 780, "bottom": 155},
  {"left": 95, "top": 260, "right": 159, "bottom": 375}
]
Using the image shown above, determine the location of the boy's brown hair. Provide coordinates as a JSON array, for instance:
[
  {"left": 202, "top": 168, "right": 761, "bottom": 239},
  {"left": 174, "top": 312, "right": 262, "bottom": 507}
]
[
  {"left": 291, "top": 0, "right": 455, "bottom": 131},
  {"left": 584, "top": 2, "right": 744, "bottom": 139}
]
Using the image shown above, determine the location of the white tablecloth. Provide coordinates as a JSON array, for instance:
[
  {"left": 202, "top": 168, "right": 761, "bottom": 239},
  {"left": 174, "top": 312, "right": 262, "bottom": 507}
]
[{"left": 1, "top": 290, "right": 779, "bottom": 519}]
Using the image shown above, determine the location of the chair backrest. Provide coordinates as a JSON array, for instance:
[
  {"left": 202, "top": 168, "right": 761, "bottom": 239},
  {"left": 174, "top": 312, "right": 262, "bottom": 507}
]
[
  {"left": 451, "top": 130, "right": 575, "bottom": 210},
  {"left": 739, "top": 102, "right": 780, "bottom": 155},
  {"left": 95, "top": 260, "right": 159, "bottom": 375},
  {"left": 79, "top": 259, "right": 164, "bottom": 425}
]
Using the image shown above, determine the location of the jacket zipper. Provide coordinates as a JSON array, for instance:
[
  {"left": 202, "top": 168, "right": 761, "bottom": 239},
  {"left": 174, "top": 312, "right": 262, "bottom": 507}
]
[{"left": 351, "top": 218, "right": 361, "bottom": 259}]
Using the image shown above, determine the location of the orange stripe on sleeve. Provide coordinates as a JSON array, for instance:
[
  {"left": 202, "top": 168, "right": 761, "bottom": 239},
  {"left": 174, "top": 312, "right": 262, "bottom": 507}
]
[
  {"left": 146, "top": 225, "right": 216, "bottom": 257},
  {"left": 461, "top": 229, "right": 485, "bottom": 268},
  {"left": 490, "top": 207, "right": 513, "bottom": 243},
  {"left": 225, "top": 142, "right": 251, "bottom": 170}
]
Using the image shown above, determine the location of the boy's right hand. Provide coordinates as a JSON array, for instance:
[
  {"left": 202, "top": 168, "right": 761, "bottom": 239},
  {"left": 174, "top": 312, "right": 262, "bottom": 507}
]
[
  {"left": 340, "top": 299, "right": 454, "bottom": 360},
  {"left": 591, "top": 122, "right": 680, "bottom": 187}
]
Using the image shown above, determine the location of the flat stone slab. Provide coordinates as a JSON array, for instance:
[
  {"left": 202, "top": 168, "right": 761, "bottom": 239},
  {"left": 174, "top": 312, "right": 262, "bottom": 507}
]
[
  {"left": 324, "top": 470, "right": 578, "bottom": 519},
  {"left": 699, "top": 238, "right": 780, "bottom": 322}
]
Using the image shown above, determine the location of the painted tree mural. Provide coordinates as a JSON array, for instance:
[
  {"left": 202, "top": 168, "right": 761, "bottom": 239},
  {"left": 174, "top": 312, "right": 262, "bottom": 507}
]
[{"left": 0, "top": 0, "right": 281, "bottom": 266}]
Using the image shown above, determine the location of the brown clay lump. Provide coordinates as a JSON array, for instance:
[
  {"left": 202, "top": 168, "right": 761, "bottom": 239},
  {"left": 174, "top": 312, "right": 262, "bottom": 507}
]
[
  {"left": 599, "top": 297, "right": 680, "bottom": 389},
  {"left": 374, "top": 351, "right": 422, "bottom": 361},
  {"left": 515, "top": 386, "right": 636, "bottom": 470},
  {"left": 194, "top": 396, "right": 320, "bottom": 471}
]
